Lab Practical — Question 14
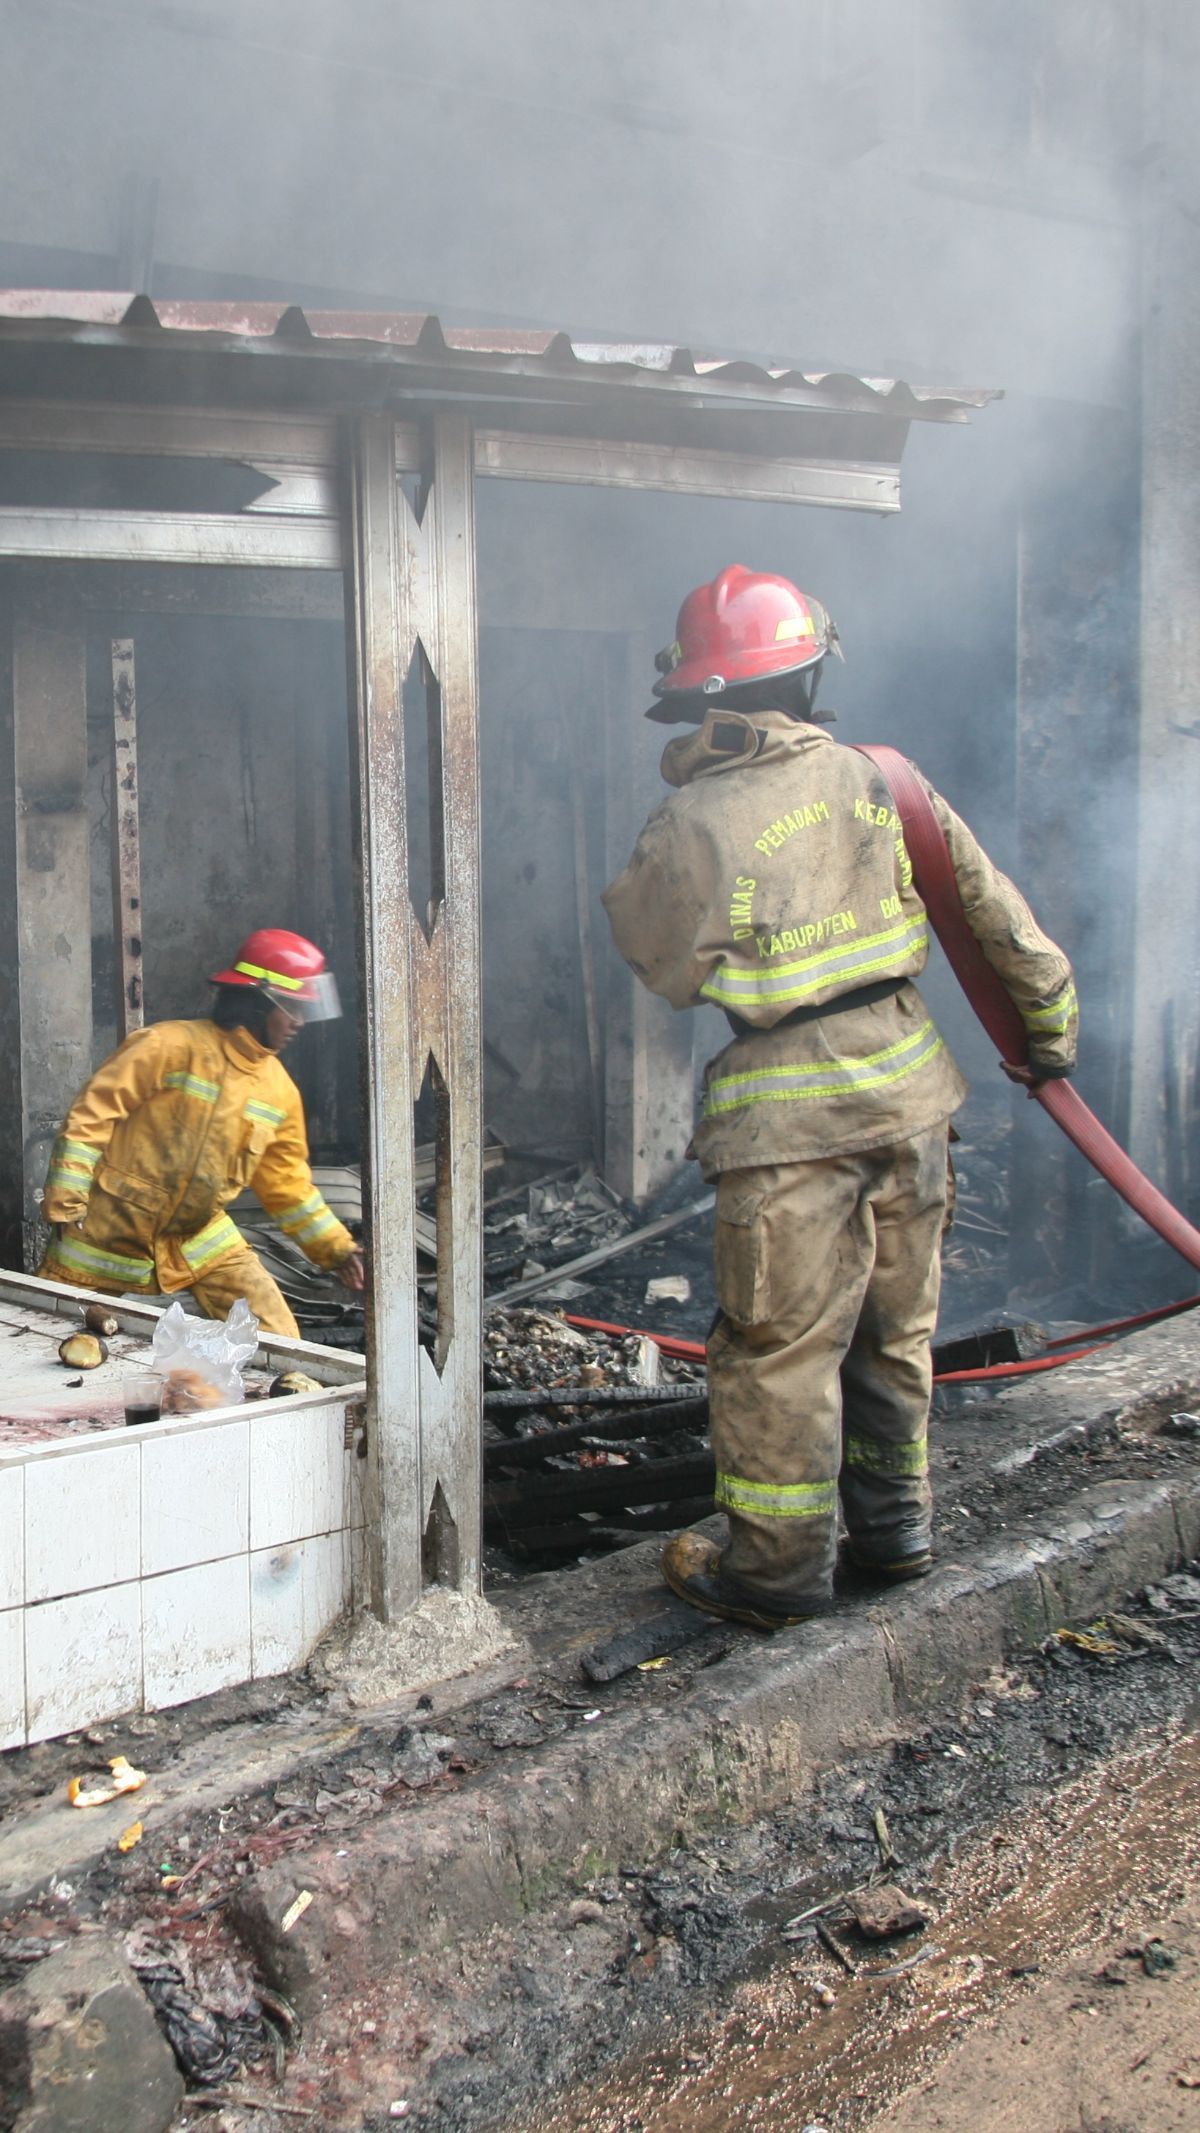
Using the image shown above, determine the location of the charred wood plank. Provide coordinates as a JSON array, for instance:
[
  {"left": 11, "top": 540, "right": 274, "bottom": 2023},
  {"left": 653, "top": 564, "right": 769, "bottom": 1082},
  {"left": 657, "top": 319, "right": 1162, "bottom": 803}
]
[
  {"left": 485, "top": 1449, "right": 715, "bottom": 1530},
  {"left": 484, "top": 1381, "right": 705, "bottom": 1412},
  {"left": 484, "top": 1400, "right": 709, "bottom": 1473}
]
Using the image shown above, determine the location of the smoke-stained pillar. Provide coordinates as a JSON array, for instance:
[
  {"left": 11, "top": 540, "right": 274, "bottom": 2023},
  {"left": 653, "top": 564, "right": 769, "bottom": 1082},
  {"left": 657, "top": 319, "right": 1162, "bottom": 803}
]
[
  {"left": 1130, "top": 1, "right": 1200, "bottom": 1204},
  {"left": 0, "top": 599, "right": 92, "bottom": 1267},
  {"left": 346, "top": 410, "right": 484, "bottom": 1621},
  {"left": 602, "top": 634, "right": 695, "bottom": 1203}
]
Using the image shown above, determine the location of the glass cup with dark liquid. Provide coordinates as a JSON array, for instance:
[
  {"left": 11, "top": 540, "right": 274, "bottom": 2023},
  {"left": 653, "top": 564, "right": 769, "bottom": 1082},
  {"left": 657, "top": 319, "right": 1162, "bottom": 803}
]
[{"left": 124, "top": 1371, "right": 165, "bottom": 1427}]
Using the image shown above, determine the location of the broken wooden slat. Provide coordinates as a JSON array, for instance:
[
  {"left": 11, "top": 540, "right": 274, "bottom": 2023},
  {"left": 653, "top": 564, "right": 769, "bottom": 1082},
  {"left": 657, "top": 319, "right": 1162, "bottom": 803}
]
[
  {"left": 485, "top": 1448, "right": 715, "bottom": 1530},
  {"left": 487, "top": 1193, "right": 715, "bottom": 1309}
]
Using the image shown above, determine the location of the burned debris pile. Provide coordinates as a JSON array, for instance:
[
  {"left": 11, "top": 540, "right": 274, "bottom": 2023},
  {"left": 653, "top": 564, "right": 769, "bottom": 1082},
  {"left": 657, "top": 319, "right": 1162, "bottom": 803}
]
[{"left": 483, "top": 1307, "right": 711, "bottom": 1560}]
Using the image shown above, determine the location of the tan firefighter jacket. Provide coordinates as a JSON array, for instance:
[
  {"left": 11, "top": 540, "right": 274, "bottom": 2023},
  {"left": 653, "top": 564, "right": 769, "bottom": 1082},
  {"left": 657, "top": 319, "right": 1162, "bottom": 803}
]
[
  {"left": 602, "top": 712, "right": 1078, "bottom": 1175},
  {"left": 41, "top": 1018, "right": 356, "bottom": 1294}
]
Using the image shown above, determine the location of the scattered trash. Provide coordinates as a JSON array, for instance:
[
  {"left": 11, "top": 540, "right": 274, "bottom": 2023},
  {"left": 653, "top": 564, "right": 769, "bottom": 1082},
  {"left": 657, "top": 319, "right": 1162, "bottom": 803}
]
[
  {"left": 848, "top": 1885, "right": 928, "bottom": 1941},
  {"left": 1158, "top": 1572, "right": 1200, "bottom": 1604},
  {"left": 389, "top": 2103, "right": 411, "bottom": 2119},
  {"left": 279, "top": 1890, "right": 313, "bottom": 1935},
  {"left": 67, "top": 1755, "right": 147, "bottom": 1807},
  {"left": 117, "top": 1819, "right": 144, "bottom": 1853},
  {"left": 1163, "top": 1411, "right": 1200, "bottom": 1438},
  {"left": 872, "top": 1806, "right": 897, "bottom": 1870},
  {"left": 871, "top": 1943, "right": 946, "bottom": 1980},
  {"left": 811, "top": 1984, "right": 835, "bottom": 2009},
  {"left": 645, "top": 1275, "right": 691, "bottom": 1306},
  {"left": 637, "top": 1656, "right": 670, "bottom": 1672},
  {"left": 1141, "top": 1936, "right": 1178, "bottom": 1977},
  {"left": 945, "top": 1743, "right": 968, "bottom": 1759},
  {"left": 1055, "top": 1626, "right": 1120, "bottom": 1658}
]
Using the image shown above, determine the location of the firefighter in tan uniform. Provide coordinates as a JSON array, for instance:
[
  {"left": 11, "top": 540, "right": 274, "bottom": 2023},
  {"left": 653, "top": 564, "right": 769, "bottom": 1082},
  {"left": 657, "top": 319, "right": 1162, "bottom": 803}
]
[
  {"left": 603, "top": 567, "right": 1077, "bottom": 1628},
  {"left": 39, "top": 928, "right": 365, "bottom": 1340}
]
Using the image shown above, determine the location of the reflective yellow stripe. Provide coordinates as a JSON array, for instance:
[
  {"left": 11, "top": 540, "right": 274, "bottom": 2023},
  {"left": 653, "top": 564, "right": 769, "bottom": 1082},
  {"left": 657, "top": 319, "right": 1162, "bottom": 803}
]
[
  {"left": 244, "top": 1100, "right": 287, "bottom": 1127},
  {"left": 843, "top": 1433, "right": 928, "bottom": 1478},
  {"left": 49, "top": 1234, "right": 155, "bottom": 1286},
  {"left": 180, "top": 1214, "right": 242, "bottom": 1272},
  {"left": 164, "top": 1071, "right": 221, "bottom": 1104},
  {"left": 234, "top": 959, "right": 304, "bottom": 993},
  {"left": 704, "top": 1022, "right": 944, "bottom": 1115},
  {"left": 700, "top": 914, "right": 927, "bottom": 1009},
  {"left": 292, "top": 1210, "right": 340, "bottom": 1246},
  {"left": 1021, "top": 983, "right": 1077, "bottom": 1034},
  {"left": 714, "top": 1472, "right": 838, "bottom": 1520},
  {"left": 276, "top": 1192, "right": 323, "bottom": 1233},
  {"left": 47, "top": 1168, "right": 94, "bottom": 1193},
  {"left": 57, "top": 1138, "right": 101, "bottom": 1172}
]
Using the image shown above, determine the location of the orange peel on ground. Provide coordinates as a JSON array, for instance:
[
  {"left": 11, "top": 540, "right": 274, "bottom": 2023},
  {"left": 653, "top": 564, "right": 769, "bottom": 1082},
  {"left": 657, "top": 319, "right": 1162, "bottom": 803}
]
[{"left": 67, "top": 1755, "right": 148, "bottom": 1808}]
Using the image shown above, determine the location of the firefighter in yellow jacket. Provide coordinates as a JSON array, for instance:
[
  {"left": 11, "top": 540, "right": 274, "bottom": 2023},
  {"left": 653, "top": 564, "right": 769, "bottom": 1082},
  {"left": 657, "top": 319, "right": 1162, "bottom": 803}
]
[
  {"left": 603, "top": 567, "right": 1077, "bottom": 1629},
  {"left": 39, "top": 929, "right": 364, "bottom": 1340}
]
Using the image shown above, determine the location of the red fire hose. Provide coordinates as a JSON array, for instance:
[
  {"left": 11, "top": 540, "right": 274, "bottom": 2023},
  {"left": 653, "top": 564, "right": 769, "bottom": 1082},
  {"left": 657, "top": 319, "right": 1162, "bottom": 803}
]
[
  {"left": 562, "top": 753, "right": 1200, "bottom": 1388},
  {"left": 855, "top": 743, "right": 1200, "bottom": 1275}
]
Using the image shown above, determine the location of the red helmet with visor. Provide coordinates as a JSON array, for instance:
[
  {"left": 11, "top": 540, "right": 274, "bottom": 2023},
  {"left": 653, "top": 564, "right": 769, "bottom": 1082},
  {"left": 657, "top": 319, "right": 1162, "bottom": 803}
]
[{"left": 210, "top": 929, "right": 341, "bottom": 1022}]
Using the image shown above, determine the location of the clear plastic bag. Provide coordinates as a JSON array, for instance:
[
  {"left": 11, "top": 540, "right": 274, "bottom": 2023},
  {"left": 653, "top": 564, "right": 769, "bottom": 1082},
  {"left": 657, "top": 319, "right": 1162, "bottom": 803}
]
[{"left": 151, "top": 1298, "right": 260, "bottom": 1412}]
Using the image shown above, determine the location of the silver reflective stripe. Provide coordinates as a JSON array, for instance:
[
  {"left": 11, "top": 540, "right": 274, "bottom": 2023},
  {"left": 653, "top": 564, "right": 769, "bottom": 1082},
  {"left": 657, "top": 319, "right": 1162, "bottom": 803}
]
[
  {"left": 705, "top": 1020, "right": 944, "bottom": 1115},
  {"left": 700, "top": 914, "right": 927, "bottom": 1007},
  {"left": 715, "top": 1471, "right": 838, "bottom": 1520}
]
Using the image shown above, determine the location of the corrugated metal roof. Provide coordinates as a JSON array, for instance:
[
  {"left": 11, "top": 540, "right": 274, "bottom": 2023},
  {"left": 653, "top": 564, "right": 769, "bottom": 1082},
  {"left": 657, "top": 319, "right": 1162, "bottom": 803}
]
[{"left": 0, "top": 293, "right": 998, "bottom": 423}]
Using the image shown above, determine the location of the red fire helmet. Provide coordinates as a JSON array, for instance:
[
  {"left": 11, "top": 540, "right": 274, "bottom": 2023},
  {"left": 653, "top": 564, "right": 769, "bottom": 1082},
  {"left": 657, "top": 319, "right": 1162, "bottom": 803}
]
[
  {"left": 210, "top": 929, "right": 341, "bottom": 1022},
  {"left": 649, "top": 564, "right": 841, "bottom": 721}
]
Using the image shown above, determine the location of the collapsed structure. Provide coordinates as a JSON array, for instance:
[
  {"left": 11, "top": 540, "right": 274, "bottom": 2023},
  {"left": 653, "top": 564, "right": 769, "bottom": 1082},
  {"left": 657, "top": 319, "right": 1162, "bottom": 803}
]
[{"left": 0, "top": 297, "right": 996, "bottom": 1693}]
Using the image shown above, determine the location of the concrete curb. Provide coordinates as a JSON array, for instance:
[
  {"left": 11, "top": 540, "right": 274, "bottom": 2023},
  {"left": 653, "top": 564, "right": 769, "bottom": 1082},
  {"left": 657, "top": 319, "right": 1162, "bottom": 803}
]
[{"left": 234, "top": 1466, "right": 1200, "bottom": 2016}]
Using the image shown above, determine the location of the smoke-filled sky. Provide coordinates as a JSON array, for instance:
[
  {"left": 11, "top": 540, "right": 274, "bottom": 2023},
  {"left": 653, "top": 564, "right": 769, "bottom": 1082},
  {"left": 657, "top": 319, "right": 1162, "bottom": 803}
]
[
  {"left": 4, "top": 0, "right": 1196, "bottom": 1284},
  {"left": 0, "top": 0, "right": 1152, "bottom": 401}
]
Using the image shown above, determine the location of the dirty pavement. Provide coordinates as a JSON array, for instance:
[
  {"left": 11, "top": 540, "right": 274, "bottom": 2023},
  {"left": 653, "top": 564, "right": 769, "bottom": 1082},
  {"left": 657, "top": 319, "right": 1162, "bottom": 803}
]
[{"left": 0, "top": 1312, "right": 1198, "bottom": 2130}]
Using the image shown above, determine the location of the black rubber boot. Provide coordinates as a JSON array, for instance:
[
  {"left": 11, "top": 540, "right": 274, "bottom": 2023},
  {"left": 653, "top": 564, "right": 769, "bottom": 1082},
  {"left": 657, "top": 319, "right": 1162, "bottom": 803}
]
[{"left": 661, "top": 1530, "right": 833, "bottom": 1631}]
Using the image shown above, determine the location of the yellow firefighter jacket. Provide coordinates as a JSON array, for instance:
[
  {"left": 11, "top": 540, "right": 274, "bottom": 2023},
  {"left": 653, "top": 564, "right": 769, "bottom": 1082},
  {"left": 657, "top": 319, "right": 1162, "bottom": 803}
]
[
  {"left": 602, "top": 712, "right": 1078, "bottom": 1176},
  {"left": 40, "top": 1018, "right": 356, "bottom": 1295}
]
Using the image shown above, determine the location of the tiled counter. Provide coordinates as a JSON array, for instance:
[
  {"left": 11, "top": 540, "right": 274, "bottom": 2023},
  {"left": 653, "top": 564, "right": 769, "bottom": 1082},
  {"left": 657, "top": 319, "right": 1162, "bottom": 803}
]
[{"left": 0, "top": 1271, "right": 367, "bottom": 1747}]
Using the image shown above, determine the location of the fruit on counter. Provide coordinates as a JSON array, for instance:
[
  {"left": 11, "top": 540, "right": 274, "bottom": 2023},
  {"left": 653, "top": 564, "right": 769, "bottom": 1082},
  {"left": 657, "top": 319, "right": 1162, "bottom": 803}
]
[
  {"left": 58, "top": 1332, "right": 108, "bottom": 1369},
  {"left": 83, "top": 1303, "right": 121, "bottom": 1337},
  {"left": 269, "top": 1370, "right": 324, "bottom": 1397}
]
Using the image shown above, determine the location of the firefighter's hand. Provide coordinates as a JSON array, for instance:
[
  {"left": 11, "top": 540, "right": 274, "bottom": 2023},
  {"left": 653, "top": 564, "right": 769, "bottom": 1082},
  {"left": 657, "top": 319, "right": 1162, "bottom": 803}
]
[
  {"left": 1000, "top": 1060, "right": 1044, "bottom": 1094},
  {"left": 337, "top": 1249, "right": 366, "bottom": 1292}
]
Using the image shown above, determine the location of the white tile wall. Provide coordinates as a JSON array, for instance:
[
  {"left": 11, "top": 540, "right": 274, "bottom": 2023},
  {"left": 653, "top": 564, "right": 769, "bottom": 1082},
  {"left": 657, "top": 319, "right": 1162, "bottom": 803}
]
[
  {"left": 0, "top": 1465, "right": 23, "bottom": 1610},
  {"left": 2, "top": 1382, "right": 360, "bottom": 1745},
  {"left": 24, "top": 1441, "right": 140, "bottom": 1602},
  {"left": 143, "top": 1556, "right": 252, "bottom": 1708},
  {"left": 250, "top": 1531, "right": 350, "bottom": 1678},
  {"left": 0, "top": 1609, "right": 24, "bottom": 1752},
  {"left": 249, "top": 1402, "right": 346, "bottom": 1552},
  {"left": 25, "top": 1581, "right": 142, "bottom": 1743},
  {"left": 141, "top": 1420, "right": 249, "bottom": 1576}
]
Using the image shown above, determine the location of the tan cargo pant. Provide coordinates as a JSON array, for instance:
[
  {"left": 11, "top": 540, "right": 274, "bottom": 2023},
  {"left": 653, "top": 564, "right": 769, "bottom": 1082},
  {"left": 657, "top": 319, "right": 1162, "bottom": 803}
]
[{"left": 706, "top": 1124, "right": 949, "bottom": 1608}]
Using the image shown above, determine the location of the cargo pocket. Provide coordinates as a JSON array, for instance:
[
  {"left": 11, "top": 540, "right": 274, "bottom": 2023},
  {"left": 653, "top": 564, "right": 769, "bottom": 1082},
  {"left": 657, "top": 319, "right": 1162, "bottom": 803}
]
[
  {"left": 231, "top": 1123, "right": 272, "bottom": 1191},
  {"left": 713, "top": 1188, "right": 771, "bottom": 1327},
  {"left": 96, "top": 1163, "right": 169, "bottom": 1219}
]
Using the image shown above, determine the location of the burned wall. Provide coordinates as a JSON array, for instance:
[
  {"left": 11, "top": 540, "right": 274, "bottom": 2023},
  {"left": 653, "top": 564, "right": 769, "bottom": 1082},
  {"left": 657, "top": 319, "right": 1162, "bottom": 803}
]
[{"left": 83, "top": 602, "right": 356, "bottom": 1153}]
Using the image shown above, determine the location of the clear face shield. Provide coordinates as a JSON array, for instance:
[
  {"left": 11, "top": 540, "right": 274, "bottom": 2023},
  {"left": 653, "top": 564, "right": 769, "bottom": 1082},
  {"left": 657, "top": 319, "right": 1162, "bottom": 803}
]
[
  {"left": 264, "top": 970, "right": 342, "bottom": 1024},
  {"left": 232, "top": 962, "right": 342, "bottom": 1023}
]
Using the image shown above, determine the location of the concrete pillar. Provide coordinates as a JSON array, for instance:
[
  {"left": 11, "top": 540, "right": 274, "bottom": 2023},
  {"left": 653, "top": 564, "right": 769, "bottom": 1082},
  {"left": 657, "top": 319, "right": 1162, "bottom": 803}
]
[
  {"left": 1129, "top": 1, "right": 1200, "bottom": 1208},
  {"left": 602, "top": 635, "right": 695, "bottom": 1204},
  {"left": 0, "top": 600, "right": 93, "bottom": 1266}
]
